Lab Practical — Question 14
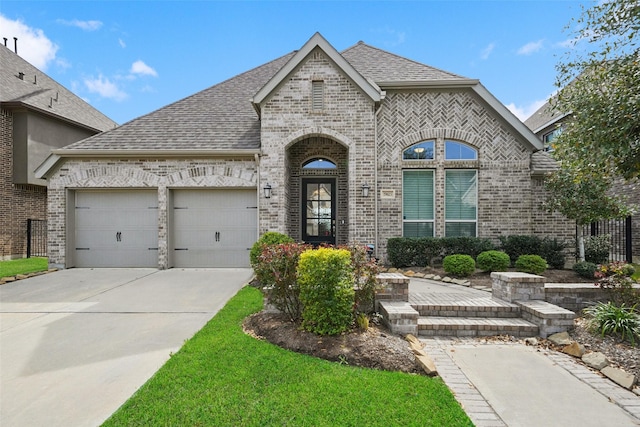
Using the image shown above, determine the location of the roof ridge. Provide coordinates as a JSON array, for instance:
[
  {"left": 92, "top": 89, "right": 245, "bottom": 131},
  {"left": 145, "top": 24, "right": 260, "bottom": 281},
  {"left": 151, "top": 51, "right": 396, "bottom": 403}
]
[{"left": 341, "top": 41, "right": 466, "bottom": 80}]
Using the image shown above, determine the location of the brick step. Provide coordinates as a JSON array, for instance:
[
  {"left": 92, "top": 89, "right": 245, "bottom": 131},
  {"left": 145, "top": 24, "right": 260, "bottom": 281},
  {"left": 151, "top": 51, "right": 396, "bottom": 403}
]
[
  {"left": 417, "top": 316, "right": 539, "bottom": 338},
  {"left": 410, "top": 293, "right": 521, "bottom": 318}
]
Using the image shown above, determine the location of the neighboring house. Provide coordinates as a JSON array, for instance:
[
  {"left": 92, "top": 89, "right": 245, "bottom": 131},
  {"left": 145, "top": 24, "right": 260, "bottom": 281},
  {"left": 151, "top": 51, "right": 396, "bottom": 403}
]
[
  {"left": 1, "top": 43, "right": 116, "bottom": 260},
  {"left": 525, "top": 100, "right": 639, "bottom": 263},
  {"left": 36, "top": 33, "right": 574, "bottom": 269}
]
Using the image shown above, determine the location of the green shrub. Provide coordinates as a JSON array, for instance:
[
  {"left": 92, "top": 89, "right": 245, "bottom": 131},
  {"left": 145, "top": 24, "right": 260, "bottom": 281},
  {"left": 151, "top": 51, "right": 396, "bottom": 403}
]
[
  {"left": 499, "top": 235, "right": 543, "bottom": 265},
  {"left": 440, "top": 237, "right": 495, "bottom": 259},
  {"left": 584, "top": 235, "right": 611, "bottom": 264},
  {"left": 573, "top": 261, "right": 598, "bottom": 279},
  {"left": 387, "top": 238, "right": 423, "bottom": 268},
  {"left": 540, "top": 237, "right": 568, "bottom": 269},
  {"left": 515, "top": 254, "right": 547, "bottom": 275},
  {"left": 341, "top": 245, "right": 380, "bottom": 314},
  {"left": 476, "top": 250, "right": 510, "bottom": 272},
  {"left": 249, "top": 231, "right": 294, "bottom": 268},
  {"left": 254, "top": 242, "right": 309, "bottom": 322},
  {"left": 386, "top": 237, "right": 493, "bottom": 268},
  {"left": 584, "top": 302, "right": 640, "bottom": 345},
  {"left": 297, "top": 247, "right": 355, "bottom": 335},
  {"left": 443, "top": 254, "right": 476, "bottom": 277}
]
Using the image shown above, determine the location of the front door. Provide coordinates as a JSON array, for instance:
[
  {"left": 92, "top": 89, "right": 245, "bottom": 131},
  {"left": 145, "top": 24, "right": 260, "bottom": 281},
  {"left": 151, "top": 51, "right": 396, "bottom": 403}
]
[{"left": 302, "top": 178, "right": 336, "bottom": 246}]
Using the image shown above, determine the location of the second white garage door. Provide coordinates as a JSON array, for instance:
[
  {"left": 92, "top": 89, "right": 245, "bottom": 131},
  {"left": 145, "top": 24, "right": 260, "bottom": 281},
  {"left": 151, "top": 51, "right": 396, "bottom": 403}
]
[{"left": 170, "top": 189, "right": 257, "bottom": 268}]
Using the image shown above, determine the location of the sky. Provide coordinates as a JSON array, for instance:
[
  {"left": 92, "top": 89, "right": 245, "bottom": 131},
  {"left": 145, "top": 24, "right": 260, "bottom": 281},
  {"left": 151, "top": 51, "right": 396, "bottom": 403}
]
[{"left": 0, "top": 0, "right": 595, "bottom": 126}]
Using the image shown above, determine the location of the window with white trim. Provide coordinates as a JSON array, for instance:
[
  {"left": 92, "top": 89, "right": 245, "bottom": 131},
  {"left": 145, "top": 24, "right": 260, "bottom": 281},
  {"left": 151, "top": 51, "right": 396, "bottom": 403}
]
[
  {"left": 543, "top": 128, "right": 562, "bottom": 152},
  {"left": 402, "top": 141, "right": 435, "bottom": 160},
  {"left": 445, "top": 170, "right": 477, "bottom": 237},
  {"left": 402, "top": 170, "right": 434, "bottom": 237},
  {"left": 445, "top": 140, "right": 477, "bottom": 160}
]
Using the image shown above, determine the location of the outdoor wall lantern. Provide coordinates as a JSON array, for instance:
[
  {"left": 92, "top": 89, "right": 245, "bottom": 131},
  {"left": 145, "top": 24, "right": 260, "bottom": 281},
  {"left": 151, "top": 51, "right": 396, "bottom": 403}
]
[
  {"left": 361, "top": 183, "right": 370, "bottom": 198},
  {"left": 263, "top": 183, "right": 272, "bottom": 199}
]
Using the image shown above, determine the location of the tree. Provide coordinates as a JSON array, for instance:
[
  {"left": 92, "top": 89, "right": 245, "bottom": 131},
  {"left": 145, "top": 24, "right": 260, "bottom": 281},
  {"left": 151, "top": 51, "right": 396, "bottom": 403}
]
[
  {"left": 553, "top": 0, "right": 640, "bottom": 181},
  {"left": 545, "top": 0, "right": 639, "bottom": 260},
  {"left": 542, "top": 167, "right": 632, "bottom": 261}
]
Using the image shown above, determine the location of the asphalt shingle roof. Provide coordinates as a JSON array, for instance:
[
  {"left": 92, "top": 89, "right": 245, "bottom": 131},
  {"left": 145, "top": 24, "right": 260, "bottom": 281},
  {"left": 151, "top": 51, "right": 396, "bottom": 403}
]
[
  {"left": 63, "top": 40, "right": 471, "bottom": 151},
  {"left": 0, "top": 45, "right": 116, "bottom": 132},
  {"left": 524, "top": 100, "right": 564, "bottom": 133}
]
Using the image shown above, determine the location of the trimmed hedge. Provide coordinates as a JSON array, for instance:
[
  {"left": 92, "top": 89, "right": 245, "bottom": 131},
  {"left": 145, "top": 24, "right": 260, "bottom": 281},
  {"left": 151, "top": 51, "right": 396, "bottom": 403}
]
[
  {"left": 387, "top": 237, "right": 494, "bottom": 268},
  {"left": 298, "top": 247, "right": 355, "bottom": 336},
  {"left": 573, "top": 261, "right": 598, "bottom": 279},
  {"left": 476, "top": 250, "right": 510, "bottom": 272},
  {"left": 443, "top": 254, "right": 476, "bottom": 277},
  {"left": 515, "top": 254, "right": 547, "bottom": 275},
  {"left": 498, "top": 235, "right": 567, "bottom": 269}
]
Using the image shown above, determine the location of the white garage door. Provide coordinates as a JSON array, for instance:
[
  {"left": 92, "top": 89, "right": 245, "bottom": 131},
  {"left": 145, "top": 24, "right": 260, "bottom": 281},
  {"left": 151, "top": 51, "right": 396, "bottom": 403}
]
[
  {"left": 74, "top": 191, "right": 158, "bottom": 267},
  {"left": 170, "top": 189, "right": 257, "bottom": 267}
]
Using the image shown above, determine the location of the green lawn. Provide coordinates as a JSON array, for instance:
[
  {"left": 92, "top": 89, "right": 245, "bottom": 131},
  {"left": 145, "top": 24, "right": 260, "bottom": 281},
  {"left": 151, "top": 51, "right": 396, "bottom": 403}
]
[
  {"left": 0, "top": 257, "right": 48, "bottom": 278},
  {"left": 103, "top": 286, "right": 472, "bottom": 427}
]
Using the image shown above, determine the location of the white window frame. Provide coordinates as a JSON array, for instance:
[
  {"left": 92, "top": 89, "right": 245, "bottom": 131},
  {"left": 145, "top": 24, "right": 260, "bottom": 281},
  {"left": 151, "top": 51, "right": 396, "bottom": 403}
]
[
  {"left": 444, "top": 169, "right": 478, "bottom": 237},
  {"left": 402, "top": 170, "right": 435, "bottom": 237}
]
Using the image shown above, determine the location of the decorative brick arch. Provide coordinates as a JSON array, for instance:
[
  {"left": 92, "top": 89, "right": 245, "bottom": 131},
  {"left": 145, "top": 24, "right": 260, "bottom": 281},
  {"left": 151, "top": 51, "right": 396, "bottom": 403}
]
[
  {"left": 397, "top": 128, "right": 481, "bottom": 150},
  {"left": 167, "top": 165, "right": 257, "bottom": 187},
  {"left": 61, "top": 166, "right": 160, "bottom": 187},
  {"left": 283, "top": 127, "right": 353, "bottom": 150}
]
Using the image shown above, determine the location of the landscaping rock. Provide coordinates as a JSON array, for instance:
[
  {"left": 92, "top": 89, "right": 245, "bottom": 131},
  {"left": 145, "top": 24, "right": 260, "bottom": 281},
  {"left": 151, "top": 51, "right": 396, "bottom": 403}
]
[
  {"left": 582, "top": 352, "right": 609, "bottom": 370},
  {"left": 404, "top": 270, "right": 415, "bottom": 277},
  {"left": 415, "top": 353, "right": 438, "bottom": 376},
  {"left": 387, "top": 268, "right": 397, "bottom": 273},
  {"left": 432, "top": 275, "right": 442, "bottom": 281},
  {"left": 451, "top": 278, "right": 469, "bottom": 286},
  {"left": 405, "top": 334, "right": 424, "bottom": 352},
  {"left": 413, "top": 273, "right": 425, "bottom": 278},
  {"left": 441, "top": 276, "right": 452, "bottom": 283},
  {"left": 602, "top": 366, "right": 636, "bottom": 390},
  {"left": 548, "top": 331, "right": 573, "bottom": 346},
  {"left": 524, "top": 337, "right": 539, "bottom": 346},
  {"left": 423, "top": 274, "right": 435, "bottom": 280},
  {"left": 562, "top": 342, "right": 586, "bottom": 358}
]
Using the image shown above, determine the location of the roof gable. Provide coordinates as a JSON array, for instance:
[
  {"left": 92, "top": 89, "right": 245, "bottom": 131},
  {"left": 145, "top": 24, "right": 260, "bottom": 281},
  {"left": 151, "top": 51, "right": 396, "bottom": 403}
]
[
  {"left": 0, "top": 45, "right": 116, "bottom": 132},
  {"left": 251, "top": 33, "right": 382, "bottom": 113}
]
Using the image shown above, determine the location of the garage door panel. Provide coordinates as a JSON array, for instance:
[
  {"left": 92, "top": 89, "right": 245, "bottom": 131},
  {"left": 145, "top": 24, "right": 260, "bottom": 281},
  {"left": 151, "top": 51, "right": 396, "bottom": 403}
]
[
  {"left": 171, "top": 189, "right": 257, "bottom": 268},
  {"left": 74, "top": 191, "right": 158, "bottom": 268}
]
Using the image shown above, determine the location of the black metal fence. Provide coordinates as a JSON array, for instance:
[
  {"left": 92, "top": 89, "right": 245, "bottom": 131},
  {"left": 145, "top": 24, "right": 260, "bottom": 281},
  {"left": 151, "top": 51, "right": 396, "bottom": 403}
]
[
  {"left": 579, "top": 216, "right": 633, "bottom": 263},
  {"left": 26, "top": 219, "right": 47, "bottom": 258}
]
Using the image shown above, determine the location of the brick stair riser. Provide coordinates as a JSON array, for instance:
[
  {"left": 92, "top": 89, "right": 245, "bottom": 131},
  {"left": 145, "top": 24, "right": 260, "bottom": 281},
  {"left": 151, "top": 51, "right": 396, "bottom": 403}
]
[
  {"left": 413, "top": 305, "right": 521, "bottom": 318},
  {"left": 418, "top": 327, "right": 538, "bottom": 338}
]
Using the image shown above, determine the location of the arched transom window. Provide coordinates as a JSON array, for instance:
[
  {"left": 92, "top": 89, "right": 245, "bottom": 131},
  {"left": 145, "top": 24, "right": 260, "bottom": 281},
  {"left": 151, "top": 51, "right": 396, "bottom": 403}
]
[
  {"left": 402, "top": 141, "right": 435, "bottom": 160},
  {"left": 445, "top": 140, "right": 477, "bottom": 160},
  {"left": 302, "top": 158, "right": 337, "bottom": 169}
]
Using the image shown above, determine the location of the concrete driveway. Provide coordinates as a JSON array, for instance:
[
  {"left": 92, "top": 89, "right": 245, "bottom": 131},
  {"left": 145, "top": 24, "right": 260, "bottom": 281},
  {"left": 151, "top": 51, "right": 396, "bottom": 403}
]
[{"left": 0, "top": 268, "right": 253, "bottom": 427}]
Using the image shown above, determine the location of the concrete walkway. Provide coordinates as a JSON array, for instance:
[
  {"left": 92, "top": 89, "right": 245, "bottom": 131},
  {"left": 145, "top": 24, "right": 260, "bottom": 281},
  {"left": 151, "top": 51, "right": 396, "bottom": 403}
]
[
  {"left": 0, "top": 268, "right": 253, "bottom": 427},
  {"left": 410, "top": 277, "right": 640, "bottom": 426}
]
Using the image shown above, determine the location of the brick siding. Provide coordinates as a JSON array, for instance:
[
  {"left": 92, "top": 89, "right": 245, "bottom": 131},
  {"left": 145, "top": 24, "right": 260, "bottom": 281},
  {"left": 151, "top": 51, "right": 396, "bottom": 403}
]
[
  {"left": 46, "top": 158, "right": 257, "bottom": 268},
  {"left": 1, "top": 108, "right": 47, "bottom": 259}
]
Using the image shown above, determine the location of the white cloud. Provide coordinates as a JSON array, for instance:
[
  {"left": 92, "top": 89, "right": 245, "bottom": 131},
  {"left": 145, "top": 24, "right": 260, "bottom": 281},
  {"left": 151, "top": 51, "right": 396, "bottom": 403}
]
[
  {"left": 84, "top": 75, "right": 127, "bottom": 101},
  {"left": 0, "top": 15, "right": 58, "bottom": 70},
  {"left": 130, "top": 60, "right": 158, "bottom": 77},
  {"left": 517, "top": 39, "right": 544, "bottom": 55},
  {"left": 506, "top": 99, "right": 547, "bottom": 121},
  {"left": 57, "top": 19, "right": 103, "bottom": 31},
  {"left": 118, "top": 38, "right": 126, "bottom": 48},
  {"left": 480, "top": 43, "right": 495, "bottom": 60}
]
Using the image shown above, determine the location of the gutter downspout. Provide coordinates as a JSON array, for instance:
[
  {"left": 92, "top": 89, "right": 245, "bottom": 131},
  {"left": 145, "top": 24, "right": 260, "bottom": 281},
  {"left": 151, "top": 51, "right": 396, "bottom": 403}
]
[
  {"left": 374, "top": 102, "right": 383, "bottom": 261},
  {"left": 255, "top": 153, "right": 261, "bottom": 240}
]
